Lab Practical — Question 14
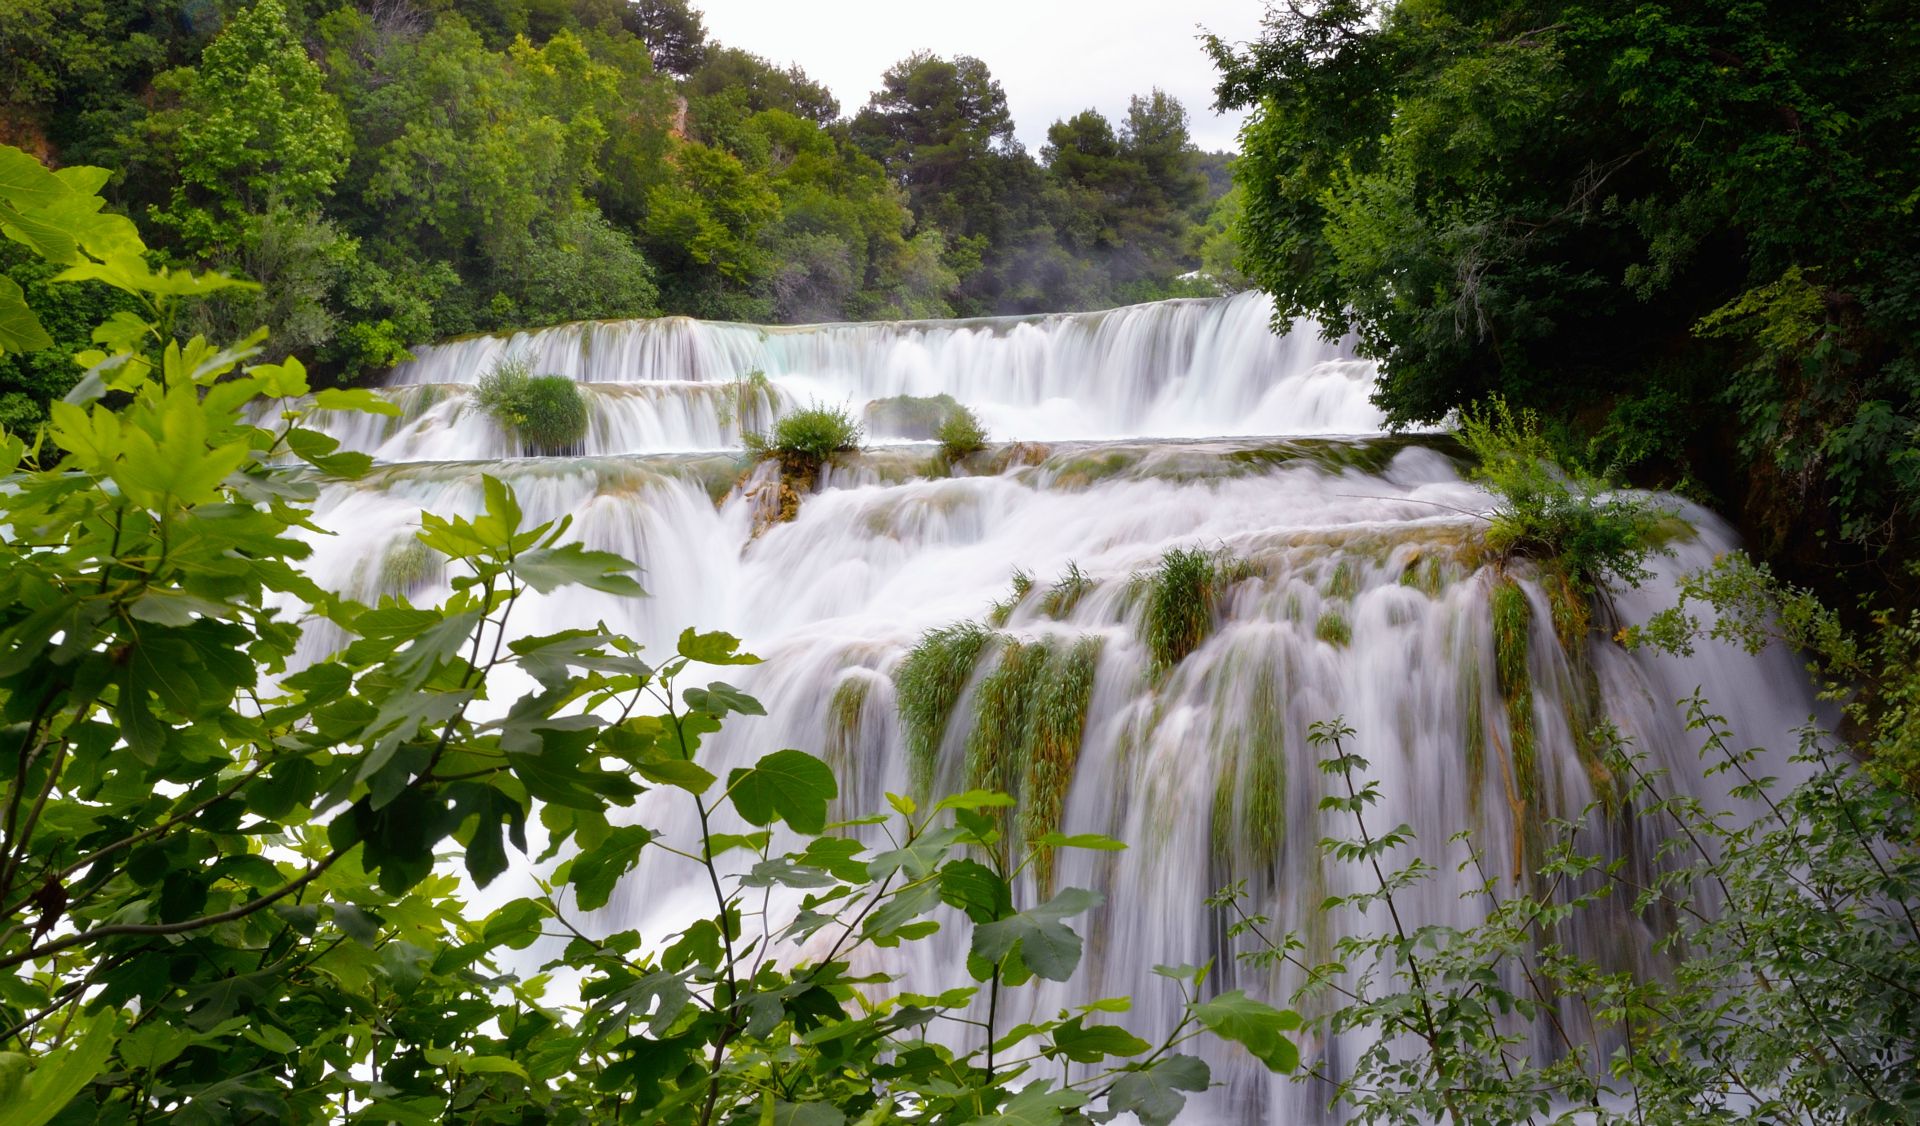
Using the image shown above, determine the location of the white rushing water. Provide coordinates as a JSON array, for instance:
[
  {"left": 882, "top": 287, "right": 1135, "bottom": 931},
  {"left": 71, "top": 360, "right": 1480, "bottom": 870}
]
[
  {"left": 298, "top": 294, "right": 1816, "bottom": 1122},
  {"left": 298, "top": 292, "right": 1385, "bottom": 459}
]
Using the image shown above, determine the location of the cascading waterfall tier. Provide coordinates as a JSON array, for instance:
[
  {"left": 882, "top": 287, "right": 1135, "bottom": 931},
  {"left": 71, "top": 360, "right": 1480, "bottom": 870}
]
[
  {"left": 297, "top": 297, "right": 1816, "bottom": 1122},
  {"left": 313, "top": 291, "right": 1386, "bottom": 455}
]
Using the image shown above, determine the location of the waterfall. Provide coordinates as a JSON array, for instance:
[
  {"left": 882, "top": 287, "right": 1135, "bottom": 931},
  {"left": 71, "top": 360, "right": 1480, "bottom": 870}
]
[{"left": 297, "top": 294, "right": 1816, "bottom": 1121}]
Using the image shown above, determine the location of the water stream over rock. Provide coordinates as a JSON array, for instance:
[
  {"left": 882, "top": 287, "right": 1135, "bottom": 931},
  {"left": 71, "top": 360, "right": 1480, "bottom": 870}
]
[{"left": 296, "top": 291, "right": 1815, "bottom": 1122}]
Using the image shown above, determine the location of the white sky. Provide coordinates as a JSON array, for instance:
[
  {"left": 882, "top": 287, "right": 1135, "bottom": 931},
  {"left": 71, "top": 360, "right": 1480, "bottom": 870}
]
[{"left": 693, "top": 0, "right": 1270, "bottom": 154}]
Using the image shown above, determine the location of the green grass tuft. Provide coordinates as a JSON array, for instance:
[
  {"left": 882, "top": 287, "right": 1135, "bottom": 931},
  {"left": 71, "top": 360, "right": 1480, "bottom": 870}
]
[
  {"left": 963, "top": 639, "right": 1048, "bottom": 855},
  {"left": 1461, "top": 657, "right": 1486, "bottom": 817},
  {"left": 986, "top": 568, "right": 1035, "bottom": 627},
  {"left": 1020, "top": 637, "right": 1102, "bottom": 893},
  {"left": 1459, "top": 396, "right": 1670, "bottom": 592},
  {"left": 1141, "top": 546, "right": 1249, "bottom": 673},
  {"left": 1398, "top": 553, "right": 1449, "bottom": 596},
  {"left": 717, "top": 370, "right": 773, "bottom": 431},
  {"left": 1039, "top": 561, "right": 1093, "bottom": 619},
  {"left": 1323, "top": 559, "right": 1361, "bottom": 601},
  {"left": 1209, "top": 662, "right": 1287, "bottom": 865},
  {"left": 749, "top": 400, "right": 863, "bottom": 464},
  {"left": 1315, "top": 610, "right": 1352, "bottom": 647},
  {"left": 474, "top": 358, "right": 589, "bottom": 453},
  {"left": 936, "top": 404, "right": 989, "bottom": 460},
  {"left": 895, "top": 622, "right": 993, "bottom": 797}
]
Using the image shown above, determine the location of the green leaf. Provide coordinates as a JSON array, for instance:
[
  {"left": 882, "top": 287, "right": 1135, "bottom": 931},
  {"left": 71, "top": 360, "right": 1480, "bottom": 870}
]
[
  {"left": 312, "top": 387, "right": 402, "bottom": 416},
  {"left": 11, "top": 1007, "right": 115, "bottom": 1126},
  {"left": 971, "top": 887, "right": 1101, "bottom": 981},
  {"left": 242, "top": 1024, "right": 299, "bottom": 1055},
  {"left": 0, "top": 146, "right": 68, "bottom": 211},
  {"left": 1034, "top": 831, "right": 1126, "bottom": 851},
  {"left": 635, "top": 755, "right": 716, "bottom": 794},
  {"left": 770, "top": 1103, "right": 846, "bottom": 1126},
  {"left": 331, "top": 903, "right": 381, "bottom": 946},
  {"left": 682, "top": 680, "right": 763, "bottom": 717},
  {"left": 727, "top": 750, "right": 837, "bottom": 833},
  {"left": 482, "top": 898, "right": 551, "bottom": 950},
  {"left": 516, "top": 542, "right": 644, "bottom": 596},
  {"left": 115, "top": 1023, "right": 195, "bottom": 1073},
  {"left": 1, "top": 202, "right": 77, "bottom": 265},
  {"left": 567, "top": 824, "right": 656, "bottom": 911},
  {"left": 933, "top": 789, "right": 1017, "bottom": 812},
  {"left": 285, "top": 426, "right": 372, "bottom": 479},
  {"left": 1049, "top": 1016, "right": 1149, "bottom": 1063},
  {"left": 423, "top": 1046, "right": 528, "bottom": 1078},
  {"left": 966, "top": 1079, "right": 1087, "bottom": 1124},
  {"left": 1191, "top": 990, "right": 1302, "bottom": 1073},
  {"left": 676, "top": 627, "right": 760, "bottom": 665},
  {"left": 52, "top": 164, "right": 111, "bottom": 195},
  {"left": 0, "top": 275, "right": 53, "bottom": 354},
  {"left": 937, "top": 858, "right": 1012, "bottom": 924},
  {"left": 1108, "top": 1055, "right": 1210, "bottom": 1126}
]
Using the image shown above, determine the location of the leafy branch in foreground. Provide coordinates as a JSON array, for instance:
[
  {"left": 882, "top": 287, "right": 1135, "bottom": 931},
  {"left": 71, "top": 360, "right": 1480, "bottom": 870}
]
[
  {"left": 1216, "top": 710, "right": 1920, "bottom": 1124},
  {"left": 0, "top": 142, "right": 1299, "bottom": 1124}
]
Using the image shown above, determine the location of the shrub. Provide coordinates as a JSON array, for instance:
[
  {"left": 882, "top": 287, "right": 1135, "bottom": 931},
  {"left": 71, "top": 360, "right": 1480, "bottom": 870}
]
[
  {"left": 1457, "top": 396, "right": 1668, "bottom": 592},
  {"left": 937, "top": 403, "right": 989, "bottom": 460},
  {"left": 755, "top": 400, "right": 863, "bottom": 463},
  {"left": 474, "top": 357, "right": 589, "bottom": 453}
]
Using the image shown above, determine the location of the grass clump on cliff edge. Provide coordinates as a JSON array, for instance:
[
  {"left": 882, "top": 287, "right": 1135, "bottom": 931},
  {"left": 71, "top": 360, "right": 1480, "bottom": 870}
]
[
  {"left": 1141, "top": 546, "right": 1251, "bottom": 674},
  {"left": 474, "top": 357, "right": 588, "bottom": 453},
  {"left": 1459, "top": 396, "right": 1668, "bottom": 593},
  {"left": 936, "top": 404, "right": 989, "bottom": 461},
  {"left": 748, "top": 400, "right": 863, "bottom": 465},
  {"left": 987, "top": 569, "right": 1035, "bottom": 627},
  {"left": 895, "top": 621, "right": 993, "bottom": 797},
  {"left": 1040, "top": 561, "right": 1093, "bottom": 618}
]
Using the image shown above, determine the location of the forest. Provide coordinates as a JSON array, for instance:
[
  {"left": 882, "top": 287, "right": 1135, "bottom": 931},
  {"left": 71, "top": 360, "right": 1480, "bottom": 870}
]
[
  {"left": 0, "top": 0, "right": 1234, "bottom": 430},
  {"left": 2, "top": 1, "right": 1918, "bottom": 1124}
]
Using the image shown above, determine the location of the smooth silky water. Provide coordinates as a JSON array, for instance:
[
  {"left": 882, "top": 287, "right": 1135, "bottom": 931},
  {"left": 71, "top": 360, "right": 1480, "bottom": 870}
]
[{"left": 290, "top": 291, "right": 1817, "bottom": 1122}]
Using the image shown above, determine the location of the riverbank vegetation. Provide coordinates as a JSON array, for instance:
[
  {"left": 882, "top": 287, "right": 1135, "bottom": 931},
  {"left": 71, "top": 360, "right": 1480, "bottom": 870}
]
[
  {"left": 1209, "top": 0, "right": 1920, "bottom": 615},
  {"left": 1210, "top": 698, "right": 1920, "bottom": 1124},
  {"left": 0, "top": 0, "right": 1231, "bottom": 429}
]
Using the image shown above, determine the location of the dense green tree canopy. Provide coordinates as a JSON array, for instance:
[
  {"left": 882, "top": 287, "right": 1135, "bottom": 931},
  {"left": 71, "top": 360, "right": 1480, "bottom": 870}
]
[
  {"left": 1210, "top": 0, "right": 1920, "bottom": 592},
  {"left": 0, "top": 0, "right": 1223, "bottom": 423}
]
